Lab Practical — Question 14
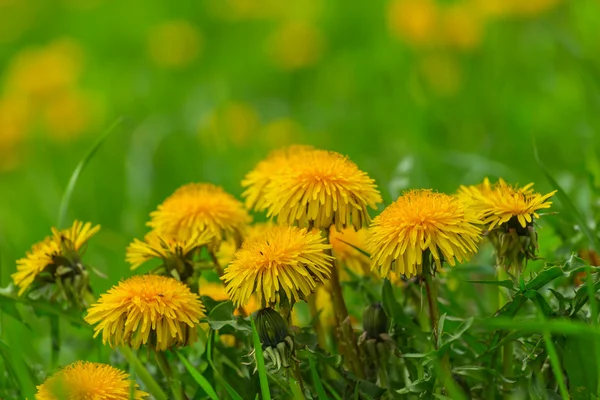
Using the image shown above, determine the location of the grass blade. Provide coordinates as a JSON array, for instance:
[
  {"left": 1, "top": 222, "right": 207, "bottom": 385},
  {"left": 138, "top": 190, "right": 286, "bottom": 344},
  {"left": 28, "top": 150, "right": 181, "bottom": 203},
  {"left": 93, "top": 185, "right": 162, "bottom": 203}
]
[
  {"left": 0, "top": 339, "right": 37, "bottom": 399},
  {"left": 58, "top": 117, "right": 124, "bottom": 227},
  {"left": 206, "top": 330, "right": 243, "bottom": 400},
  {"left": 543, "top": 331, "right": 569, "bottom": 400},
  {"left": 251, "top": 318, "right": 272, "bottom": 400},
  {"left": 176, "top": 350, "right": 219, "bottom": 400},
  {"left": 119, "top": 346, "right": 167, "bottom": 400},
  {"left": 309, "top": 355, "right": 329, "bottom": 400}
]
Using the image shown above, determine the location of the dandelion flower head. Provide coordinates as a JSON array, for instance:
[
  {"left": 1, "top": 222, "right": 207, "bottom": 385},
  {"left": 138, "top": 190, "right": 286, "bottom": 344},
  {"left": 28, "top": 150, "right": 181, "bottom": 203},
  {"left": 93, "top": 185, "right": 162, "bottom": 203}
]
[
  {"left": 222, "top": 225, "right": 333, "bottom": 307},
  {"left": 85, "top": 275, "right": 205, "bottom": 351},
  {"left": 35, "top": 361, "right": 147, "bottom": 400},
  {"left": 368, "top": 189, "right": 481, "bottom": 278}
]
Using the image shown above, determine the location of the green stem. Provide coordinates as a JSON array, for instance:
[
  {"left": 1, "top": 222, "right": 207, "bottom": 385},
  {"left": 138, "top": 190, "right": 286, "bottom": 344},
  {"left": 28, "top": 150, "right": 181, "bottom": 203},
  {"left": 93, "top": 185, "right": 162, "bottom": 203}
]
[
  {"left": 209, "top": 251, "right": 224, "bottom": 277},
  {"left": 155, "top": 351, "right": 183, "bottom": 400},
  {"left": 498, "top": 265, "right": 513, "bottom": 399},
  {"left": 50, "top": 315, "right": 60, "bottom": 368}
]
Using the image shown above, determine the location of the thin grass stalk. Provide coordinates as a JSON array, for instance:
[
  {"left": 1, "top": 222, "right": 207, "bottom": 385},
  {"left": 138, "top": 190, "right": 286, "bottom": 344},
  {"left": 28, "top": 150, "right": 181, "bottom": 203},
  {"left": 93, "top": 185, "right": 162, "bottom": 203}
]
[{"left": 155, "top": 351, "right": 183, "bottom": 400}]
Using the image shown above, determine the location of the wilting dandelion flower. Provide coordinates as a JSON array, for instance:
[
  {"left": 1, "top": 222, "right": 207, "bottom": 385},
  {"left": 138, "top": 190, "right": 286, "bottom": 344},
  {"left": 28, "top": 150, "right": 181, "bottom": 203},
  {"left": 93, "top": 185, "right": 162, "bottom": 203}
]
[
  {"left": 36, "top": 361, "right": 147, "bottom": 400},
  {"left": 459, "top": 178, "right": 556, "bottom": 270},
  {"left": 126, "top": 230, "right": 213, "bottom": 284},
  {"left": 148, "top": 183, "right": 251, "bottom": 249},
  {"left": 222, "top": 226, "right": 333, "bottom": 307},
  {"left": 85, "top": 275, "right": 205, "bottom": 351},
  {"left": 368, "top": 190, "right": 481, "bottom": 279},
  {"left": 264, "top": 149, "right": 382, "bottom": 230},
  {"left": 329, "top": 226, "right": 371, "bottom": 280},
  {"left": 241, "top": 145, "right": 313, "bottom": 211},
  {"left": 12, "top": 221, "right": 100, "bottom": 306}
]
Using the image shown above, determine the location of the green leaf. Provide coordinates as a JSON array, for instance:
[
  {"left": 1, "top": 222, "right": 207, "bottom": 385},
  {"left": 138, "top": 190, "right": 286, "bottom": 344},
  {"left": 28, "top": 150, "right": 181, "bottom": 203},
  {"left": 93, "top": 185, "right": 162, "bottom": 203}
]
[
  {"left": 466, "top": 280, "right": 515, "bottom": 290},
  {"left": 564, "top": 334, "right": 598, "bottom": 400},
  {"left": 250, "top": 318, "right": 272, "bottom": 400},
  {"left": 206, "top": 301, "right": 251, "bottom": 332},
  {"left": 525, "top": 267, "right": 565, "bottom": 291},
  {"left": 0, "top": 339, "right": 37, "bottom": 399},
  {"left": 206, "top": 330, "right": 244, "bottom": 400},
  {"left": 543, "top": 332, "right": 569, "bottom": 400},
  {"left": 119, "top": 346, "right": 167, "bottom": 400},
  {"left": 525, "top": 291, "right": 553, "bottom": 317},
  {"left": 58, "top": 117, "right": 123, "bottom": 227},
  {"left": 381, "top": 279, "right": 424, "bottom": 335},
  {"left": 176, "top": 350, "right": 219, "bottom": 400},
  {"left": 309, "top": 355, "right": 329, "bottom": 400},
  {"left": 495, "top": 293, "right": 528, "bottom": 318}
]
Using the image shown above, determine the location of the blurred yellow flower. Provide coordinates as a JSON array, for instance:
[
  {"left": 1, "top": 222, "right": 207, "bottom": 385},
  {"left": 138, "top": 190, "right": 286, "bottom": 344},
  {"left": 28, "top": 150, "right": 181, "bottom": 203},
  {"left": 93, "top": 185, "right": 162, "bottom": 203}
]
[
  {"left": 148, "top": 182, "right": 251, "bottom": 249},
  {"left": 12, "top": 221, "right": 100, "bottom": 296},
  {"left": 419, "top": 54, "right": 462, "bottom": 97},
  {"left": 148, "top": 20, "right": 202, "bottom": 68},
  {"left": 241, "top": 145, "right": 314, "bottom": 211},
  {"left": 388, "top": 0, "right": 439, "bottom": 46},
  {"left": 85, "top": 275, "right": 205, "bottom": 351},
  {"left": 41, "top": 89, "right": 93, "bottom": 141},
  {"left": 264, "top": 148, "right": 382, "bottom": 230},
  {"left": 199, "top": 278, "right": 260, "bottom": 314},
  {"left": 267, "top": 21, "right": 325, "bottom": 70},
  {"left": 329, "top": 226, "right": 371, "bottom": 280},
  {"left": 35, "top": 361, "right": 147, "bottom": 400},
  {"left": 368, "top": 190, "right": 481, "bottom": 279},
  {"left": 205, "top": 102, "right": 260, "bottom": 148},
  {"left": 441, "top": 3, "right": 484, "bottom": 51},
  {"left": 260, "top": 118, "right": 304, "bottom": 148},
  {"left": 221, "top": 225, "right": 333, "bottom": 307},
  {"left": 0, "top": 95, "right": 29, "bottom": 171},
  {"left": 4, "top": 38, "right": 83, "bottom": 102}
]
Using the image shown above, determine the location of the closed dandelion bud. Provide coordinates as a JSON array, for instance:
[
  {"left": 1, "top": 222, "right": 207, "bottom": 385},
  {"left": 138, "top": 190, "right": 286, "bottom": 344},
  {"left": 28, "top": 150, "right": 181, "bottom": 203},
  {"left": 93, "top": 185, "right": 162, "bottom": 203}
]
[
  {"left": 254, "top": 308, "right": 295, "bottom": 373},
  {"left": 362, "top": 303, "right": 389, "bottom": 340}
]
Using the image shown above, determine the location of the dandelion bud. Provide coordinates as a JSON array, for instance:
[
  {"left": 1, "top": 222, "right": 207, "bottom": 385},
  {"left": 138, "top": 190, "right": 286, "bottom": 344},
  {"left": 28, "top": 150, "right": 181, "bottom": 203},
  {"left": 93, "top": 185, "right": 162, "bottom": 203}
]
[
  {"left": 254, "top": 308, "right": 295, "bottom": 372},
  {"left": 362, "top": 303, "right": 389, "bottom": 340}
]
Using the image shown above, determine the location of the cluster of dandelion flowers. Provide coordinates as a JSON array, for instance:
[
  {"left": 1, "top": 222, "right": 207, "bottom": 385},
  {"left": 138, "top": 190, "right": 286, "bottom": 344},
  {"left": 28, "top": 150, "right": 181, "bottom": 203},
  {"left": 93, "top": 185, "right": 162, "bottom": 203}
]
[
  {"left": 85, "top": 275, "right": 205, "bottom": 351},
  {"left": 263, "top": 149, "right": 383, "bottom": 230},
  {"left": 222, "top": 225, "right": 333, "bottom": 308},
  {"left": 368, "top": 189, "right": 482, "bottom": 279},
  {"left": 241, "top": 145, "right": 314, "bottom": 211},
  {"left": 459, "top": 178, "right": 556, "bottom": 231},
  {"left": 148, "top": 182, "right": 251, "bottom": 248},
  {"left": 12, "top": 220, "right": 100, "bottom": 296},
  {"left": 126, "top": 230, "right": 213, "bottom": 270},
  {"left": 36, "top": 361, "right": 147, "bottom": 400}
]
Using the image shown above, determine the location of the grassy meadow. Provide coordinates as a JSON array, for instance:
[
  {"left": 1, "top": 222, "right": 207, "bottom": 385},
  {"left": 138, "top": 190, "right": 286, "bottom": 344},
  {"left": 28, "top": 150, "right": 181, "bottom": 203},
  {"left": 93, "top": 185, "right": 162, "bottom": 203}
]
[{"left": 1, "top": 0, "right": 600, "bottom": 399}]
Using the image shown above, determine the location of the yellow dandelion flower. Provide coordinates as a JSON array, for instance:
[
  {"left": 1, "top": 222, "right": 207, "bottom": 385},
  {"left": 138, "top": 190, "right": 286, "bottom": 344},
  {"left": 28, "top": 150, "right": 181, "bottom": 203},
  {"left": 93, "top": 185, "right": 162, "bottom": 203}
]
[
  {"left": 216, "top": 222, "right": 274, "bottom": 267},
  {"left": 36, "top": 361, "right": 147, "bottom": 400},
  {"left": 148, "top": 183, "right": 251, "bottom": 249},
  {"left": 221, "top": 226, "right": 333, "bottom": 307},
  {"left": 387, "top": 0, "right": 439, "bottom": 46},
  {"left": 329, "top": 226, "right": 371, "bottom": 280},
  {"left": 241, "top": 145, "right": 314, "bottom": 211},
  {"left": 460, "top": 178, "right": 555, "bottom": 230},
  {"left": 264, "top": 149, "right": 382, "bottom": 230},
  {"left": 12, "top": 221, "right": 100, "bottom": 296},
  {"left": 126, "top": 230, "right": 213, "bottom": 270},
  {"left": 85, "top": 275, "right": 205, "bottom": 351},
  {"left": 368, "top": 189, "right": 481, "bottom": 279}
]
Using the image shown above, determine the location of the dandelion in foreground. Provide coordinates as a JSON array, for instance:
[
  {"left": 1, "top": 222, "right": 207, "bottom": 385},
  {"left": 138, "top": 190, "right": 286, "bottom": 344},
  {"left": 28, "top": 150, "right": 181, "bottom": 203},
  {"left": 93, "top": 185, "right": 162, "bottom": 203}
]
[
  {"left": 126, "top": 230, "right": 213, "bottom": 283},
  {"left": 85, "top": 275, "right": 205, "bottom": 351},
  {"left": 221, "top": 226, "right": 333, "bottom": 309},
  {"left": 148, "top": 182, "right": 251, "bottom": 249},
  {"left": 12, "top": 221, "right": 100, "bottom": 306},
  {"left": 35, "top": 361, "right": 147, "bottom": 400},
  {"left": 459, "top": 178, "right": 556, "bottom": 270},
  {"left": 252, "top": 308, "right": 295, "bottom": 372},
  {"left": 368, "top": 189, "right": 481, "bottom": 279},
  {"left": 264, "top": 148, "right": 382, "bottom": 230},
  {"left": 241, "top": 145, "right": 313, "bottom": 211}
]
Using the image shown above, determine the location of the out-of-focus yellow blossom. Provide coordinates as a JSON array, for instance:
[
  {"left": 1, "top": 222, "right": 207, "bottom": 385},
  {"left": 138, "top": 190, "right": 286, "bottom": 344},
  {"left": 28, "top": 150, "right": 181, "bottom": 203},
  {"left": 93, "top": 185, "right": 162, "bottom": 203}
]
[
  {"left": 41, "top": 89, "right": 93, "bottom": 141},
  {"left": 260, "top": 118, "right": 304, "bottom": 148},
  {"left": 4, "top": 38, "right": 83, "bottom": 102},
  {"left": 441, "top": 3, "right": 484, "bottom": 51},
  {"left": 388, "top": 0, "right": 439, "bottom": 46},
  {"left": 267, "top": 21, "right": 325, "bottom": 70},
  {"left": 148, "top": 20, "right": 203, "bottom": 68},
  {"left": 329, "top": 226, "right": 371, "bottom": 281},
  {"left": 419, "top": 54, "right": 462, "bottom": 97},
  {"left": 199, "top": 278, "right": 260, "bottom": 315},
  {"left": 205, "top": 102, "right": 260, "bottom": 148},
  {"left": 0, "top": 96, "right": 29, "bottom": 171}
]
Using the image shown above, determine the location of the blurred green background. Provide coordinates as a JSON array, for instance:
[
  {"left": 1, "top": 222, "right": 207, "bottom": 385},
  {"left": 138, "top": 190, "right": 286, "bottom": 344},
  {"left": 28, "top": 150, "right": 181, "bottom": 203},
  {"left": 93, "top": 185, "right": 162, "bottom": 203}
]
[{"left": 1, "top": 0, "right": 600, "bottom": 295}]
